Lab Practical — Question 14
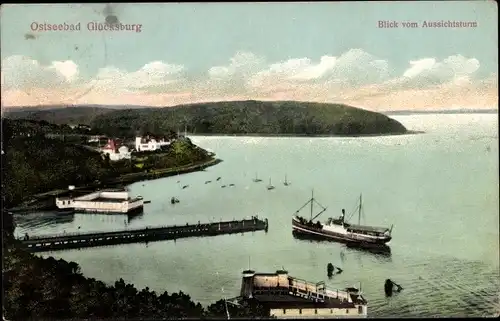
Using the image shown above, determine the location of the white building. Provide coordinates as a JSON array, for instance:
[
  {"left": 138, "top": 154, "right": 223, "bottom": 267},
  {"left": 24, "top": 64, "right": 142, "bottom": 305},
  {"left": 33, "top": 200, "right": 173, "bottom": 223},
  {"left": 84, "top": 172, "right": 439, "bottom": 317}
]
[
  {"left": 56, "top": 189, "right": 143, "bottom": 214},
  {"left": 101, "top": 139, "right": 131, "bottom": 161},
  {"left": 135, "top": 136, "right": 171, "bottom": 152},
  {"left": 112, "top": 145, "right": 131, "bottom": 161}
]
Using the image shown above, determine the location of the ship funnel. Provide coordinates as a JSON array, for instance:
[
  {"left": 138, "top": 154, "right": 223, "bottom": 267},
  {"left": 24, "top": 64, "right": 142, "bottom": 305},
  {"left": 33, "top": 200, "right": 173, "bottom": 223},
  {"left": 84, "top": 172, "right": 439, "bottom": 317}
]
[
  {"left": 240, "top": 270, "right": 255, "bottom": 299},
  {"left": 242, "top": 270, "right": 255, "bottom": 278}
]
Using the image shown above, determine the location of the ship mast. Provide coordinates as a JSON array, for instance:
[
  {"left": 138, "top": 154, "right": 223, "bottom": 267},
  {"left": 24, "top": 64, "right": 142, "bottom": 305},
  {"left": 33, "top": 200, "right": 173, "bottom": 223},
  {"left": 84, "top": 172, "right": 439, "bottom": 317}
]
[
  {"left": 294, "top": 189, "right": 327, "bottom": 221},
  {"left": 358, "top": 194, "right": 362, "bottom": 225},
  {"left": 310, "top": 189, "right": 314, "bottom": 220}
]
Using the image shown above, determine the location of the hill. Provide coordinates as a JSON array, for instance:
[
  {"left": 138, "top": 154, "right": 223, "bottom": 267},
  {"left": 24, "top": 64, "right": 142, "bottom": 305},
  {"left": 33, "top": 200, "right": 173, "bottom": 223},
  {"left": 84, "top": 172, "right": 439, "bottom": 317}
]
[
  {"left": 1, "top": 119, "right": 116, "bottom": 206},
  {"left": 89, "top": 100, "right": 408, "bottom": 137},
  {"left": 3, "top": 106, "right": 118, "bottom": 125},
  {"left": 3, "top": 101, "right": 408, "bottom": 136}
]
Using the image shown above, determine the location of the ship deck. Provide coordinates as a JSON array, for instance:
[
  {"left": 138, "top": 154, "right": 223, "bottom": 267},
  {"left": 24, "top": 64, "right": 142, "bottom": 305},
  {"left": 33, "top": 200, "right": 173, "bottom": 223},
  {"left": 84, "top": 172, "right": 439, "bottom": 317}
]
[
  {"left": 345, "top": 223, "right": 389, "bottom": 233},
  {"left": 91, "top": 197, "right": 129, "bottom": 203},
  {"left": 253, "top": 294, "right": 356, "bottom": 309}
]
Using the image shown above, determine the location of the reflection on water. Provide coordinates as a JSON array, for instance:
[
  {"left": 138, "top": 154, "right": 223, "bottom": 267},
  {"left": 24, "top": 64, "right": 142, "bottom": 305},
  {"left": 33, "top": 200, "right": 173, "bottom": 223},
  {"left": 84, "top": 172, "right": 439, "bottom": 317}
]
[
  {"left": 128, "top": 212, "right": 145, "bottom": 223},
  {"left": 343, "top": 247, "right": 392, "bottom": 263},
  {"left": 14, "top": 212, "right": 75, "bottom": 232},
  {"left": 14, "top": 211, "right": 145, "bottom": 238},
  {"left": 344, "top": 244, "right": 392, "bottom": 258}
]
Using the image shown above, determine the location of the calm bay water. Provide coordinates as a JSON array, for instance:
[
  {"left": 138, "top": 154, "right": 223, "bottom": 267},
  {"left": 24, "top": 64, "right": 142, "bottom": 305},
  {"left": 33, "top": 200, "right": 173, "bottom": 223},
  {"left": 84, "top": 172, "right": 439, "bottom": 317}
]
[{"left": 15, "top": 113, "right": 499, "bottom": 317}]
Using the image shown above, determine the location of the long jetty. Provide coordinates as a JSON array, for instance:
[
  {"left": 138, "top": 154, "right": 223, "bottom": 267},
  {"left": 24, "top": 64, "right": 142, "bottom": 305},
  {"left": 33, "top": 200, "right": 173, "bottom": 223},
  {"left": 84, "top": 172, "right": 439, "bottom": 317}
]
[{"left": 19, "top": 217, "right": 269, "bottom": 253}]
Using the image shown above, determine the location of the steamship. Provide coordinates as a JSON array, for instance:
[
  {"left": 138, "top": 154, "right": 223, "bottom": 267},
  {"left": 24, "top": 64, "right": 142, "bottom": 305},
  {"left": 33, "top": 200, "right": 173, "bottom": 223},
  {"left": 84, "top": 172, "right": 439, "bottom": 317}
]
[{"left": 292, "top": 191, "right": 393, "bottom": 247}]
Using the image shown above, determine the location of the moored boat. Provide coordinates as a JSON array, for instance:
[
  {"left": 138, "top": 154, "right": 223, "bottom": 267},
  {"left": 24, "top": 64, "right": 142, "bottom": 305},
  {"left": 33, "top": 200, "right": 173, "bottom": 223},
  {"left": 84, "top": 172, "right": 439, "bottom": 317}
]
[
  {"left": 283, "top": 174, "right": 290, "bottom": 186},
  {"left": 253, "top": 173, "right": 263, "bottom": 182},
  {"left": 233, "top": 268, "right": 368, "bottom": 318},
  {"left": 292, "top": 190, "right": 393, "bottom": 246},
  {"left": 266, "top": 178, "right": 275, "bottom": 190}
]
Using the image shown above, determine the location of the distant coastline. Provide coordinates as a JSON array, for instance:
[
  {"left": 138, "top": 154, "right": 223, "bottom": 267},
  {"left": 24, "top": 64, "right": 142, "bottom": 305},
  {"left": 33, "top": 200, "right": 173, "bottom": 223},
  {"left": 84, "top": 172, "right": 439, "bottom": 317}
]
[
  {"left": 3, "top": 104, "right": 498, "bottom": 114},
  {"left": 382, "top": 108, "right": 498, "bottom": 115},
  {"left": 189, "top": 130, "right": 425, "bottom": 138}
]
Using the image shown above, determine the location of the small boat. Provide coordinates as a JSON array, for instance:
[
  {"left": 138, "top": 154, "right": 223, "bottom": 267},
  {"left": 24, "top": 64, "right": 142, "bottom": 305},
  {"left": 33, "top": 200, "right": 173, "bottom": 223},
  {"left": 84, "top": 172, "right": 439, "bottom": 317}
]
[
  {"left": 253, "top": 173, "right": 263, "bottom": 183},
  {"left": 292, "top": 190, "right": 393, "bottom": 246},
  {"left": 170, "top": 197, "right": 180, "bottom": 204},
  {"left": 327, "top": 263, "right": 343, "bottom": 277},
  {"left": 229, "top": 184, "right": 235, "bottom": 187},
  {"left": 216, "top": 177, "right": 222, "bottom": 181},
  {"left": 283, "top": 174, "right": 290, "bottom": 186},
  {"left": 327, "top": 263, "right": 334, "bottom": 275},
  {"left": 144, "top": 200, "right": 151, "bottom": 204},
  {"left": 182, "top": 185, "right": 189, "bottom": 189},
  {"left": 221, "top": 185, "right": 227, "bottom": 188},
  {"left": 266, "top": 178, "right": 275, "bottom": 190},
  {"left": 205, "top": 180, "right": 212, "bottom": 184},
  {"left": 384, "top": 279, "right": 403, "bottom": 297}
]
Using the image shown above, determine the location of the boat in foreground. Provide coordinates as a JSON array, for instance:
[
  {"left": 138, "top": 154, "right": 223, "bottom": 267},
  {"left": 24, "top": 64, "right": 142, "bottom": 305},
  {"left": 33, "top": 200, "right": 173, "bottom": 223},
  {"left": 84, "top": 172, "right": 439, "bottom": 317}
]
[
  {"left": 292, "top": 191, "right": 393, "bottom": 247},
  {"left": 229, "top": 269, "right": 367, "bottom": 319}
]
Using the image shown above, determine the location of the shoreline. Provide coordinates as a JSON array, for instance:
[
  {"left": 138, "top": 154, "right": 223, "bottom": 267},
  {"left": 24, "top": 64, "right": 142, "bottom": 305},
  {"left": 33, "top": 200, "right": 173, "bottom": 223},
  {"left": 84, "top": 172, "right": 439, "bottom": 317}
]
[
  {"left": 189, "top": 130, "right": 425, "bottom": 138},
  {"left": 8, "top": 157, "right": 223, "bottom": 214},
  {"left": 104, "top": 157, "right": 223, "bottom": 186}
]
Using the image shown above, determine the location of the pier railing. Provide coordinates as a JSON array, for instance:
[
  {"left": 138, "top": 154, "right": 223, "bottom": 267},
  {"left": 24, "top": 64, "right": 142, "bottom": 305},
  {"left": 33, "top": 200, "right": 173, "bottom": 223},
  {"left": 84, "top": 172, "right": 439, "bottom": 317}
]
[
  {"left": 288, "top": 277, "right": 353, "bottom": 302},
  {"left": 19, "top": 217, "right": 265, "bottom": 241}
]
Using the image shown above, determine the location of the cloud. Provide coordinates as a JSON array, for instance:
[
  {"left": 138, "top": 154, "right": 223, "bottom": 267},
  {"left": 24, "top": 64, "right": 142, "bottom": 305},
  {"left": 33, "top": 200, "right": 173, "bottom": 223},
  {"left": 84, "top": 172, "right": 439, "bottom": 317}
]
[
  {"left": 249, "top": 49, "right": 390, "bottom": 89},
  {"left": 325, "top": 49, "right": 390, "bottom": 85},
  {"left": 208, "top": 51, "right": 264, "bottom": 80},
  {"left": 89, "top": 61, "right": 186, "bottom": 92},
  {"left": 1, "top": 50, "right": 497, "bottom": 110},
  {"left": 1, "top": 55, "right": 79, "bottom": 89},
  {"left": 387, "top": 54, "right": 481, "bottom": 89},
  {"left": 205, "top": 51, "right": 265, "bottom": 95}
]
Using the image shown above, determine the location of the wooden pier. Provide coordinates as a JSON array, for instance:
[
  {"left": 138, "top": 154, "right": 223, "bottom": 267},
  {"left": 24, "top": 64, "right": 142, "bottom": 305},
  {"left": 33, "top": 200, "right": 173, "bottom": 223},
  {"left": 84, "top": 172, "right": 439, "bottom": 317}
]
[{"left": 19, "top": 217, "right": 269, "bottom": 253}]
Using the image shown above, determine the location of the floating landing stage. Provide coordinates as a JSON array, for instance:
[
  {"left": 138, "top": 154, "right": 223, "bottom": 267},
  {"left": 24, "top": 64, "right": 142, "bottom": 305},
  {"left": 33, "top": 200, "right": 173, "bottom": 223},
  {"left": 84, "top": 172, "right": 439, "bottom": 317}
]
[
  {"left": 56, "top": 189, "right": 143, "bottom": 214},
  {"left": 19, "top": 217, "right": 269, "bottom": 252}
]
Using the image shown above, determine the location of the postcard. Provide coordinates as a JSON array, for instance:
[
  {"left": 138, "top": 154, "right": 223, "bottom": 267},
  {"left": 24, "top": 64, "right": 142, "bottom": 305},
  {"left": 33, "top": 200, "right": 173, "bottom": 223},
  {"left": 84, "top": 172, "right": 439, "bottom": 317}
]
[{"left": 1, "top": 2, "right": 498, "bottom": 319}]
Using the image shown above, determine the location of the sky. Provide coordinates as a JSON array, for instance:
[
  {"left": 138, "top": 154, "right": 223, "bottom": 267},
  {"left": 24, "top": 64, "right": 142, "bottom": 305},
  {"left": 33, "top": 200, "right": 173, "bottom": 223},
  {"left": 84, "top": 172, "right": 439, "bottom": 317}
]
[{"left": 0, "top": 2, "right": 498, "bottom": 111}]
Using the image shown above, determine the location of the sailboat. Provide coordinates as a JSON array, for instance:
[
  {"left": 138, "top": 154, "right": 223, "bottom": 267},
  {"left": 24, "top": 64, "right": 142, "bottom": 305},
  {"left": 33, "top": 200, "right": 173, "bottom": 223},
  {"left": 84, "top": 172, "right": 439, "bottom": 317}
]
[
  {"left": 283, "top": 174, "right": 290, "bottom": 186},
  {"left": 292, "top": 191, "right": 393, "bottom": 247},
  {"left": 253, "top": 173, "right": 263, "bottom": 183},
  {"left": 266, "top": 178, "right": 275, "bottom": 190}
]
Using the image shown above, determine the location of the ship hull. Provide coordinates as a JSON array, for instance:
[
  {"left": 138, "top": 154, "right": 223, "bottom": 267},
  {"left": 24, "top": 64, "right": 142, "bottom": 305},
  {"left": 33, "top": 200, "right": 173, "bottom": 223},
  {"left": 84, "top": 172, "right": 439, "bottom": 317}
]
[{"left": 292, "top": 219, "right": 391, "bottom": 246}]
